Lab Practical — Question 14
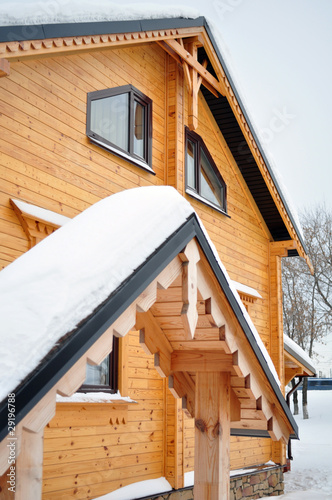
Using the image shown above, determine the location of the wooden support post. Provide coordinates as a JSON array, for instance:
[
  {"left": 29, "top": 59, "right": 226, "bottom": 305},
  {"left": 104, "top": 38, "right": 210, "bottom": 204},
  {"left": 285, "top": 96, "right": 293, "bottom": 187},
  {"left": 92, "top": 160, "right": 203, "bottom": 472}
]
[
  {"left": 194, "top": 372, "right": 231, "bottom": 500},
  {"left": 0, "top": 59, "right": 10, "bottom": 77},
  {"left": 16, "top": 428, "right": 44, "bottom": 500}
]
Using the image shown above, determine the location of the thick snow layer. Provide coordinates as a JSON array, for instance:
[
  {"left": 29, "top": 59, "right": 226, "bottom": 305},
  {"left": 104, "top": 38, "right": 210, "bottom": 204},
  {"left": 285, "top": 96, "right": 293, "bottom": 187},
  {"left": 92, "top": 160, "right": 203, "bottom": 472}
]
[
  {"left": 0, "top": 186, "right": 280, "bottom": 403},
  {"left": 94, "top": 477, "right": 172, "bottom": 499},
  {"left": 262, "top": 390, "right": 332, "bottom": 499},
  {"left": 284, "top": 335, "right": 316, "bottom": 374},
  {"left": 0, "top": 1, "right": 199, "bottom": 26},
  {"left": 0, "top": 186, "right": 194, "bottom": 402},
  {"left": 11, "top": 198, "right": 70, "bottom": 227}
]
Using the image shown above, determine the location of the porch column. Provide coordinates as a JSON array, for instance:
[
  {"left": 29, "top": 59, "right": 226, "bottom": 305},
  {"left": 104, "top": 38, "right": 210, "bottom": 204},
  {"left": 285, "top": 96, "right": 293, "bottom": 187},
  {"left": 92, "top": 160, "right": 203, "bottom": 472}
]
[
  {"left": 194, "top": 372, "right": 231, "bottom": 499},
  {"left": 16, "top": 428, "right": 44, "bottom": 500}
]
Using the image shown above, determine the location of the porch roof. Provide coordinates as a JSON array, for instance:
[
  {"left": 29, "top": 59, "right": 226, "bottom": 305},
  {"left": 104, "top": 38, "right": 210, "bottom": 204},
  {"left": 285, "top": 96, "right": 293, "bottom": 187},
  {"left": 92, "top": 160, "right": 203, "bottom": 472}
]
[{"left": 0, "top": 187, "right": 298, "bottom": 445}]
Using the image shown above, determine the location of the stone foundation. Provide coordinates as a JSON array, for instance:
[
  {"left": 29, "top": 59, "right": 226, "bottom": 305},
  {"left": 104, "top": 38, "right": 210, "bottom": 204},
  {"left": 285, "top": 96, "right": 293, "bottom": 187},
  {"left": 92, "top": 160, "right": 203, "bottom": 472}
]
[
  {"left": 140, "top": 465, "right": 284, "bottom": 500},
  {"left": 230, "top": 465, "right": 284, "bottom": 499}
]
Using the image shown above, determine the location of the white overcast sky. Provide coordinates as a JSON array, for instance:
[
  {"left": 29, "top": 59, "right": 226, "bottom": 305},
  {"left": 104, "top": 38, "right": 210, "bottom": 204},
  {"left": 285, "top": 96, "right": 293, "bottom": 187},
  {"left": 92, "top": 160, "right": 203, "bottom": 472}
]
[{"left": 1, "top": 0, "right": 332, "bottom": 214}]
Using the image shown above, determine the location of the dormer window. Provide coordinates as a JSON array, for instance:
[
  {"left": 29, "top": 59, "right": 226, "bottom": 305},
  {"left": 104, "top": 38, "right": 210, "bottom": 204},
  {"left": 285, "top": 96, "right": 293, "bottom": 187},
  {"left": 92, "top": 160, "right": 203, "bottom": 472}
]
[
  {"left": 87, "top": 85, "right": 153, "bottom": 172},
  {"left": 185, "top": 128, "right": 227, "bottom": 213}
]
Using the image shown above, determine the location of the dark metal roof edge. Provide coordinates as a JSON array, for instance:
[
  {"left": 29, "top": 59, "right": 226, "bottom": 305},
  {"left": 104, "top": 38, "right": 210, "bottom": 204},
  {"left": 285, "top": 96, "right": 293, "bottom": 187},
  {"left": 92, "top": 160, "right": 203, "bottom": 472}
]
[
  {"left": 0, "top": 16, "right": 205, "bottom": 43},
  {"left": 0, "top": 212, "right": 298, "bottom": 441},
  {"left": 201, "top": 21, "right": 307, "bottom": 255},
  {"left": 284, "top": 341, "right": 316, "bottom": 376},
  {"left": 192, "top": 218, "right": 299, "bottom": 438}
]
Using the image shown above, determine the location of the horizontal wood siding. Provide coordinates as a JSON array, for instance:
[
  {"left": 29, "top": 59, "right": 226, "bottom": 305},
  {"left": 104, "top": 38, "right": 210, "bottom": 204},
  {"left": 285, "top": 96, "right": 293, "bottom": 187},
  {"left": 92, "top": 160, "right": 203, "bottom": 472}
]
[{"left": 0, "top": 44, "right": 166, "bottom": 269}]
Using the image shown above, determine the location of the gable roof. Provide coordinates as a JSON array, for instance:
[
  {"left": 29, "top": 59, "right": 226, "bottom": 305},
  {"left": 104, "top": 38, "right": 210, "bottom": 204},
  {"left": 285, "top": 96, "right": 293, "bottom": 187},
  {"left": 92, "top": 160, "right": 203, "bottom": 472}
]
[
  {"left": 0, "top": 186, "right": 298, "bottom": 443},
  {"left": 0, "top": 16, "right": 307, "bottom": 261}
]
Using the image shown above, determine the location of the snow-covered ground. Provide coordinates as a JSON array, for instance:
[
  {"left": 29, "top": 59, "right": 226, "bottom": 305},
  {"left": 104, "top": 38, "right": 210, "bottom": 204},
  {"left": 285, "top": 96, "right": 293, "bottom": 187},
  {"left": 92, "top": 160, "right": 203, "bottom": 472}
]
[{"left": 262, "top": 390, "right": 332, "bottom": 500}]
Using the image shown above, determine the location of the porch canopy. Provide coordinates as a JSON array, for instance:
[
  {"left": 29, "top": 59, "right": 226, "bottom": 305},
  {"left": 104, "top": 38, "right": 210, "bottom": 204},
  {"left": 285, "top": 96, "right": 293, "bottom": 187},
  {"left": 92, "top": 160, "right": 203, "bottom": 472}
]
[
  {"left": 0, "top": 186, "right": 298, "bottom": 499},
  {"left": 284, "top": 335, "right": 316, "bottom": 385}
]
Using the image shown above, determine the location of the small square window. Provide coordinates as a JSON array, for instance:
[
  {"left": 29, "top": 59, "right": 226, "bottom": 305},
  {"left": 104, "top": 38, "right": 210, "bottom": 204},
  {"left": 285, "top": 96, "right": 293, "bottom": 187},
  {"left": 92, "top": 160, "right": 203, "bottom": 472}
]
[
  {"left": 185, "top": 128, "right": 227, "bottom": 213},
  {"left": 87, "top": 85, "right": 153, "bottom": 172},
  {"left": 79, "top": 337, "right": 119, "bottom": 393}
]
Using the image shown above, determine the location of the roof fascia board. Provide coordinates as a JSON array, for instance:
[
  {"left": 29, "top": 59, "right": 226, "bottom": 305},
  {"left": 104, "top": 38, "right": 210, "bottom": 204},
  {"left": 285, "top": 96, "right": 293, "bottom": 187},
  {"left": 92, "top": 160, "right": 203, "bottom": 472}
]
[
  {"left": 191, "top": 218, "right": 298, "bottom": 437},
  {"left": 0, "top": 17, "right": 206, "bottom": 43},
  {"left": 0, "top": 213, "right": 298, "bottom": 442},
  {"left": 201, "top": 21, "right": 307, "bottom": 255}
]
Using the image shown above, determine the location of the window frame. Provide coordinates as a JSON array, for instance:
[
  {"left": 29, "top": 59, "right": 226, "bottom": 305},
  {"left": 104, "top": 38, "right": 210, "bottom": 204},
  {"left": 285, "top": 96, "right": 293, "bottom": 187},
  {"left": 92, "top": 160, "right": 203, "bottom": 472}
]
[
  {"left": 78, "top": 337, "right": 119, "bottom": 394},
  {"left": 86, "top": 84, "right": 153, "bottom": 173},
  {"left": 185, "top": 127, "right": 228, "bottom": 215}
]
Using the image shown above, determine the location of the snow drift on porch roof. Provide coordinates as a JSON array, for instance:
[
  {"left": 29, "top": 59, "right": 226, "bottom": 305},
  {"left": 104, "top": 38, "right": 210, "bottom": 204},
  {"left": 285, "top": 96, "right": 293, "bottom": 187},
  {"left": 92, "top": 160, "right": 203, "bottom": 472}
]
[{"left": 0, "top": 186, "right": 279, "bottom": 403}]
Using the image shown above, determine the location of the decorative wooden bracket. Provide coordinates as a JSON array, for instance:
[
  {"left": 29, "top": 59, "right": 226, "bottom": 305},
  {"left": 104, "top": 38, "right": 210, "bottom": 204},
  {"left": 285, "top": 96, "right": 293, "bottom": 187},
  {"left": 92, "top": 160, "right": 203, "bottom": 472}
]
[
  {"left": 0, "top": 59, "right": 9, "bottom": 77},
  {"left": 157, "top": 36, "right": 224, "bottom": 130},
  {"left": 179, "top": 240, "right": 200, "bottom": 339}
]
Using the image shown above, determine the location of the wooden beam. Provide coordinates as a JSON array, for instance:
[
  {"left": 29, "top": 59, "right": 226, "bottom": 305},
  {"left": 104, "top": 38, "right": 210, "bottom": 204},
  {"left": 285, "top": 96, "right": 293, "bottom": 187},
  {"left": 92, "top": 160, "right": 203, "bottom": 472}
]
[
  {"left": 16, "top": 428, "right": 43, "bottom": 500},
  {"left": 162, "top": 38, "right": 224, "bottom": 96},
  {"left": 169, "top": 372, "right": 195, "bottom": 418},
  {"left": 194, "top": 372, "right": 230, "bottom": 499},
  {"left": 56, "top": 356, "right": 87, "bottom": 396},
  {"left": 0, "top": 58, "right": 10, "bottom": 77},
  {"left": 180, "top": 240, "right": 200, "bottom": 339},
  {"left": 136, "top": 310, "right": 173, "bottom": 377},
  {"left": 230, "top": 388, "right": 241, "bottom": 422},
  {"left": 171, "top": 350, "right": 233, "bottom": 372}
]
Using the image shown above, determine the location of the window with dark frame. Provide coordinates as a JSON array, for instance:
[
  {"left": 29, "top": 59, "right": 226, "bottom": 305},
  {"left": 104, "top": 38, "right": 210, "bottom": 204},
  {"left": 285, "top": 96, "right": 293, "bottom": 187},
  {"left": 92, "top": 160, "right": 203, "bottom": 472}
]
[
  {"left": 185, "top": 128, "right": 227, "bottom": 213},
  {"left": 79, "top": 337, "right": 119, "bottom": 393},
  {"left": 86, "top": 84, "right": 152, "bottom": 171}
]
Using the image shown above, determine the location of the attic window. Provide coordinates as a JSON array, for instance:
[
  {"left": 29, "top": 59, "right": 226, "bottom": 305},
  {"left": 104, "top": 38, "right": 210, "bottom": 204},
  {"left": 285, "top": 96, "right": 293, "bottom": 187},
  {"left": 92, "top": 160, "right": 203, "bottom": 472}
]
[
  {"left": 185, "top": 128, "right": 227, "bottom": 213},
  {"left": 87, "top": 85, "right": 153, "bottom": 172}
]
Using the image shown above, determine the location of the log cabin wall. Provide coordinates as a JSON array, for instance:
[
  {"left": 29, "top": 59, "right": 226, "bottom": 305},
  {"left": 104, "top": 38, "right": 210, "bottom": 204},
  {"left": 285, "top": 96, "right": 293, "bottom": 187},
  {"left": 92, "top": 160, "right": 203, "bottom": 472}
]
[{"left": 0, "top": 40, "right": 282, "bottom": 498}]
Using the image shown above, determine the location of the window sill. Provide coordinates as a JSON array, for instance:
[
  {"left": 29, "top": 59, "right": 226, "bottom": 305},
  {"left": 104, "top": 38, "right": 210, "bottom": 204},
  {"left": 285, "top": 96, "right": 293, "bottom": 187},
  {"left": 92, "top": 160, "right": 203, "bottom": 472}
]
[
  {"left": 185, "top": 189, "right": 230, "bottom": 218},
  {"left": 56, "top": 392, "right": 137, "bottom": 405},
  {"left": 89, "top": 136, "right": 155, "bottom": 175}
]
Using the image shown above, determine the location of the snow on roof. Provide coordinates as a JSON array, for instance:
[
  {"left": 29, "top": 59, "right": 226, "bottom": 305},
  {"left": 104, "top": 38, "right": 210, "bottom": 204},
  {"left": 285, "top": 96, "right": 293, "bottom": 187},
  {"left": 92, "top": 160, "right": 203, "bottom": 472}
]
[
  {"left": 232, "top": 281, "right": 262, "bottom": 299},
  {"left": 284, "top": 335, "right": 317, "bottom": 375},
  {"left": 0, "top": 186, "right": 280, "bottom": 403},
  {"left": 11, "top": 198, "right": 71, "bottom": 227},
  {"left": 0, "top": 1, "right": 199, "bottom": 26}
]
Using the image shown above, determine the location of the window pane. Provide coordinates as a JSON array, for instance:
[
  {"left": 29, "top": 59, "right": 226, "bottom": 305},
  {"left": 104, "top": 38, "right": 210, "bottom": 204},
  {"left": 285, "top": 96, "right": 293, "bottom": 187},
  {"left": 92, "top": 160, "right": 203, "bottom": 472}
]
[
  {"left": 200, "top": 149, "right": 223, "bottom": 207},
  {"left": 186, "top": 139, "right": 196, "bottom": 189},
  {"left": 133, "top": 101, "right": 145, "bottom": 159},
  {"left": 85, "top": 356, "right": 110, "bottom": 386},
  {"left": 90, "top": 93, "right": 129, "bottom": 152}
]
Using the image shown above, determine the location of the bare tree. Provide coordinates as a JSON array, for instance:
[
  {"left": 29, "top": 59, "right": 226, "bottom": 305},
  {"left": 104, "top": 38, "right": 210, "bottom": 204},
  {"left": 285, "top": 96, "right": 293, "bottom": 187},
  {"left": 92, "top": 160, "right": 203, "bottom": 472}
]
[{"left": 282, "top": 205, "right": 332, "bottom": 418}]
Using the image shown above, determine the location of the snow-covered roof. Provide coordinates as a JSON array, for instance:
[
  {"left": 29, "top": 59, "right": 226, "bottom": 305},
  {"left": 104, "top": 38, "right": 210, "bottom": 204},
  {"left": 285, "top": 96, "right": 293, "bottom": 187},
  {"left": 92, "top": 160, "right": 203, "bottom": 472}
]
[
  {"left": 0, "top": 186, "right": 298, "bottom": 441},
  {"left": 0, "top": 186, "right": 279, "bottom": 401},
  {"left": 284, "top": 335, "right": 317, "bottom": 376}
]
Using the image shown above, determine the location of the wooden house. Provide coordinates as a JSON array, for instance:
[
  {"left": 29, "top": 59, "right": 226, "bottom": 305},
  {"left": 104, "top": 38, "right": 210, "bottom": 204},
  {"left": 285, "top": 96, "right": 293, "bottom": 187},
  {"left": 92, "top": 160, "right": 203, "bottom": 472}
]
[{"left": 0, "top": 15, "right": 315, "bottom": 500}]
